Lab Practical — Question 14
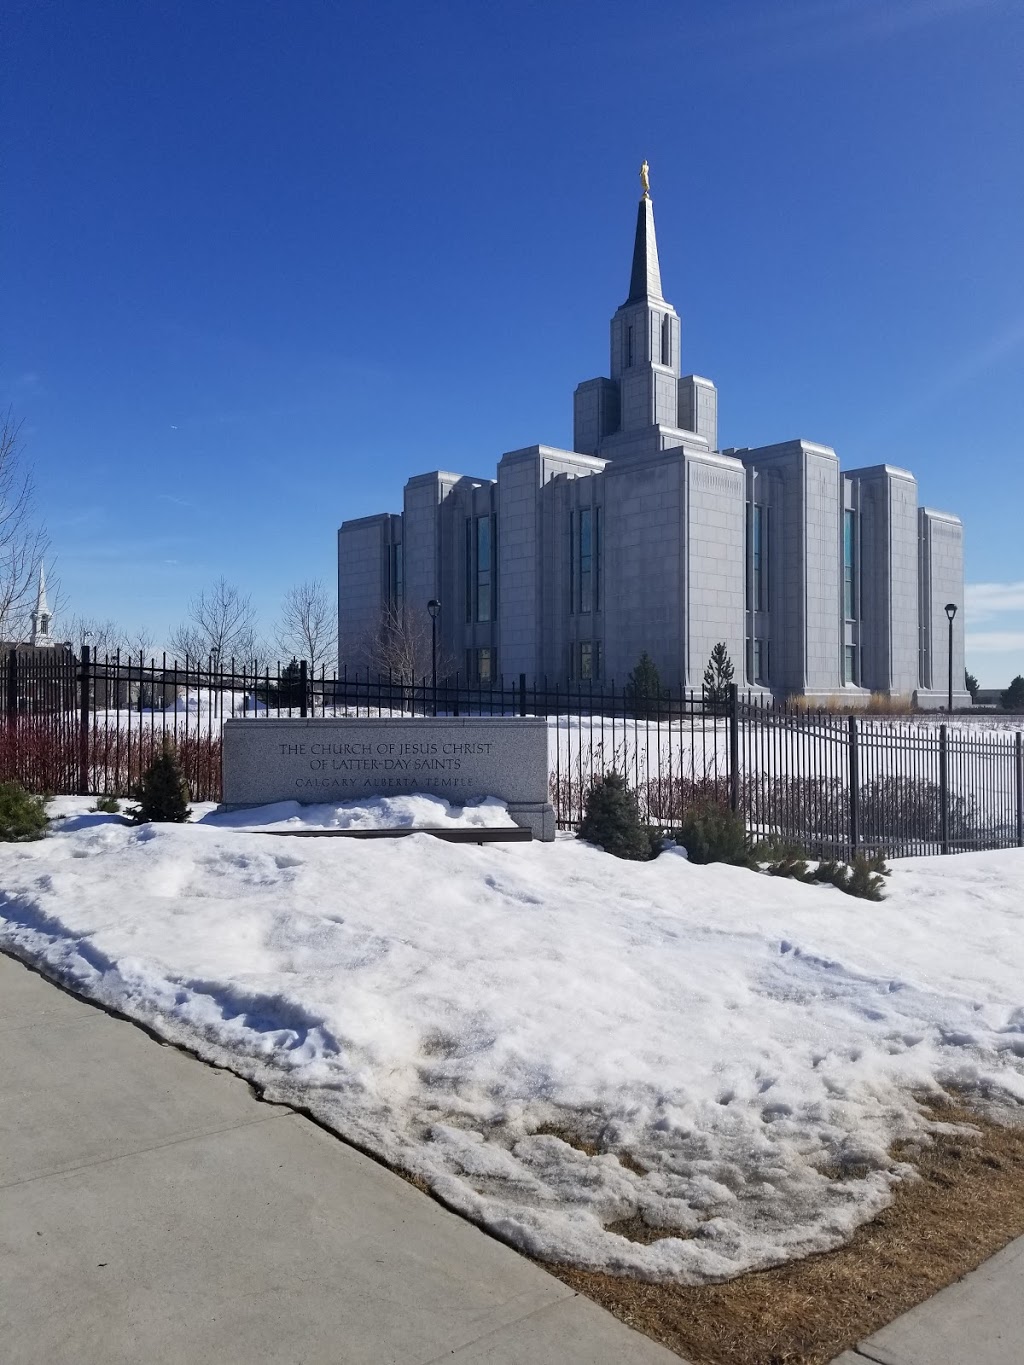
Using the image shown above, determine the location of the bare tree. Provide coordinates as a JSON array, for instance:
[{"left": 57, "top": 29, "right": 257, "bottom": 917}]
[
  {"left": 63, "top": 616, "right": 158, "bottom": 660},
  {"left": 168, "top": 577, "right": 259, "bottom": 665},
  {"left": 0, "top": 409, "right": 51, "bottom": 642},
  {"left": 64, "top": 615, "right": 125, "bottom": 659},
  {"left": 124, "top": 625, "right": 156, "bottom": 661},
  {"left": 365, "top": 605, "right": 432, "bottom": 681},
  {"left": 364, "top": 605, "right": 457, "bottom": 682},
  {"left": 275, "top": 579, "right": 338, "bottom": 676}
]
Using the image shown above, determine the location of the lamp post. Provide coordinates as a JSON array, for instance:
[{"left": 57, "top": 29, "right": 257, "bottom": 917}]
[
  {"left": 210, "top": 647, "right": 220, "bottom": 722},
  {"left": 427, "top": 599, "right": 440, "bottom": 714},
  {"left": 944, "top": 603, "right": 957, "bottom": 713}
]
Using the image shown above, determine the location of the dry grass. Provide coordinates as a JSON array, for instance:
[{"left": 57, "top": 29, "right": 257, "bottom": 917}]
[
  {"left": 785, "top": 692, "right": 917, "bottom": 716},
  {"left": 543, "top": 1097, "right": 1024, "bottom": 1365}
]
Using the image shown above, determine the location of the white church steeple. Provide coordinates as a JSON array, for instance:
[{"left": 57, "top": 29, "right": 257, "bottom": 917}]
[{"left": 29, "top": 564, "right": 54, "bottom": 648}]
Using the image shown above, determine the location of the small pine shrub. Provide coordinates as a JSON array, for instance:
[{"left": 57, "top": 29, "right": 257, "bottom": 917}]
[
  {"left": 846, "top": 851, "right": 887, "bottom": 901},
  {"left": 811, "top": 850, "right": 889, "bottom": 900},
  {"left": 812, "top": 859, "right": 846, "bottom": 887},
  {"left": 625, "top": 652, "right": 665, "bottom": 719},
  {"left": 0, "top": 782, "right": 48, "bottom": 842},
  {"left": 766, "top": 851, "right": 813, "bottom": 881},
  {"left": 131, "top": 741, "right": 191, "bottom": 824},
  {"left": 669, "top": 800, "right": 755, "bottom": 868},
  {"left": 577, "top": 771, "right": 659, "bottom": 861},
  {"left": 90, "top": 794, "right": 121, "bottom": 814},
  {"left": 702, "top": 642, "right": 735, "bottom": 708}
]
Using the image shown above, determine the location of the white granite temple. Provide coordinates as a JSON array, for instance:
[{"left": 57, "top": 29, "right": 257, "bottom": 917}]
[{"left": 338, "top": 173, "right": 967, "bottom": 705}]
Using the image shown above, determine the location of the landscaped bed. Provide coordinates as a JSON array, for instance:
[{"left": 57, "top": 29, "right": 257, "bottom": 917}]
[{"left": 2, "top": 796, "right": 1024, "bottom": 1359}]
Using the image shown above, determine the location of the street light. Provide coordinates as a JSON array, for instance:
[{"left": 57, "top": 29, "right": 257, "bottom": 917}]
[
  {"left": 210, "top": 647, "right": 220, "bottom": 723},
  {"left": 427, "top": 599, "right": 440, "bottom": 714},
  {"left": 944, "top": 603, "right": 957, "bottom": 713}
]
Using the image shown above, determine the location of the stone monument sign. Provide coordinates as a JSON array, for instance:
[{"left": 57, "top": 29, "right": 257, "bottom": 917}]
[{"left": 221, "top": 716, "right": 555, "bottom": 840}]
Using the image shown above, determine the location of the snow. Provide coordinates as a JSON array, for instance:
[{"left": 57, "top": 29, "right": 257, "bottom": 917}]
[
  {"left": 2, "top": 797, "right": 1024, "bottom": 1283},
  {"left": 48, "top": 793, "right": 516, "bottom": 832}
]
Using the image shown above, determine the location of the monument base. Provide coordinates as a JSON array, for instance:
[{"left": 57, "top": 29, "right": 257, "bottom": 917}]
[
  {"left": 220, "top": 716, "right": 556, "bottom": 842},
  {"left": 505, "top": 801, "right": 556, "bottom": 841}
]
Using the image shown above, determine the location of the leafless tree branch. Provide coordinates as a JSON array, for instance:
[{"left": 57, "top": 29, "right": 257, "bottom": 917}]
[
  {"left": 275, "top": 579, "right": 338, "bottom": 676},
  {"left": 0, "top": 409, "right": 51, "bottom": 642},
  {"left": 168, "top": 577, "right": 260, "bottom": 666}
]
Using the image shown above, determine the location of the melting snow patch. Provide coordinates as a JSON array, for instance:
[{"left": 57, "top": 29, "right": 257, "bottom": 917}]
[{"left": 1, "top": 796, "right": 1024, "bottom": 1282}]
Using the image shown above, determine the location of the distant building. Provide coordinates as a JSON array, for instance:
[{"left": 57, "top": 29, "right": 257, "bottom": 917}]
[{"left": 338, "top": 173, "right": 968, "bottom": 706}]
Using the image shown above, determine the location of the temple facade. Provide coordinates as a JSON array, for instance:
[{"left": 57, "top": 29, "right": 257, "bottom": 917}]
[{"left": 338, "top": 177, "right": 967, "bottom": 705}]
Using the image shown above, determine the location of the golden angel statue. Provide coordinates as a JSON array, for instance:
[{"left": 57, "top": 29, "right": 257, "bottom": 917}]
[{"left": 640, "top": 160, "right": 650, "bottom": 198}]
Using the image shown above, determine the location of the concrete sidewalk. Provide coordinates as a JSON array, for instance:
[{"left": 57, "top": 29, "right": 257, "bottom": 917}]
[
  {"left": 831, "top": 1234, "right": 1024, "bottom": 1365},
  {"left": 0, "top": 951, "right": 678, "bottom": 1365}
]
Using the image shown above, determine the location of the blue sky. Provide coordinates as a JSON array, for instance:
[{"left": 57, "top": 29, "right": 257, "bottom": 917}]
[{"left": 4, "top": 0, "right": 1023, "bottom": 683}]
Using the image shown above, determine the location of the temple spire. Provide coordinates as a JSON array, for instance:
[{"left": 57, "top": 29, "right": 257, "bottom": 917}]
[{"left": 625, "top": 169, "right": 663, "bottom": 305}]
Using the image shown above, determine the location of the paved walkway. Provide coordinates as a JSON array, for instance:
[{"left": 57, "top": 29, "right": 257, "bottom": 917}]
[
  {"left": 831, "top": 1234, "right": 1024, "bottom": 1365},
  {"left": 0, "top": 951, "right": 677, "bottom": 1364},
  {"left": 6, "top": 948, "right": 1024, "bottom": 1365}
]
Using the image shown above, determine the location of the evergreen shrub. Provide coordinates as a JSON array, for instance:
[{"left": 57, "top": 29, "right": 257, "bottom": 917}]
[
  {"left": 810, "top": 851, "right": 889, "bottom": 900},
  {"left": 131, "top": 741, "right": 192, "bottom": 824},
  {"left": 91, "top": 794, "right": 121, "bottom": 814},
  {"left": 670, "top": 800, "right": 755, "bottom": 868},
  {"left": 624, "top": 652, "right": 665, "bottom": 719},
  {"left": 577, "top": 771, "right": 660, "bottom": 861},
  {"left": 702, "top": 642, "right": 735, "bottom": 708},
  {"left": 0, "top": 782, "right": 48, "bottom": 842}
]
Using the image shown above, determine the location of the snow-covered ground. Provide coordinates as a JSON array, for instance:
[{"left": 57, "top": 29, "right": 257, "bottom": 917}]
[{"left": 2, "top": 797, "right": 1024, "bottom": 1283}]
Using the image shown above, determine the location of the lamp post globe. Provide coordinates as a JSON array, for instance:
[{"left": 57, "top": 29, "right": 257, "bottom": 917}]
[{"left": 944, "top": 603, "right": 957, "bottom": 713}]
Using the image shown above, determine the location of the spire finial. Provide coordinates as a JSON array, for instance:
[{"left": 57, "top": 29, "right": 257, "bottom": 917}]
[{"left": 640, "top": 159, "right": 650, "bottom": 200}]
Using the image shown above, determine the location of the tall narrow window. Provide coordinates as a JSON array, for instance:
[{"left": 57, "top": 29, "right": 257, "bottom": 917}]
[
  {"left": 844, "top": 509, "right": 857, "bottom": 620},
  {"left": 750, "top": 504, "right": 767, "bottom": 612},
  {"left": 578, "top": 506, "right": 593, "bottom": 614},
  {"left": 465, "top": 518, "right": 473, "bottom": 623},
  {"left": 476, "top": 514, "right": 492, "bottom": 622},
  {"left": 626, "top": 325, "right": 634, "bottom": 368},
  {"left": 569, "top": 510, "right": 575, "bottom": 615},
  {"left": 844, "top": 644, "right": 858, "bottom": 685},
  {"left": 753, "top": 638, "right": 768, "bottom": 684},
  {"left": 571, "top": 641, "right": 601, "bottom": 682},
  {"left": 389, "top": 542, "right": 404, "bottom": 611},
  {"left": 478, "top": 647, "right": 493, "bottom": 684},
  {"left": 661, "top": 314, "right": 671, "bottom": 366},
  {"left": 594, "top": 504, "right": 602, "bottom": 611},
  {"left": 491, "top": 512, "right": 498, "bottom": 616}
]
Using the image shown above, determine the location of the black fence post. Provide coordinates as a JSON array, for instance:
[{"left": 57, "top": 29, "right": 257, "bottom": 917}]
[
  {"left": 5, "top": 648, "right": 18, "bottom": 720},
  {"left": 519, "top": 673, "right": 527, "bottom": 718},
  {"left": 1016, "top": 731, "right": 1023, "bottom": 848},
  {"left": 728, "top": 683, "right": 739, "bottom": 812},
  {"left": 78, "top": 644, "right": 91, "bottom": 797},
  {"left": 939, "top": 722, "right": 949, "bottom": 855},
  {"left": 848, "top": 714, "right": 860, "bottom": 856},
  {"left": 299, "top": 660, "right": 308, "bottom": 719}
]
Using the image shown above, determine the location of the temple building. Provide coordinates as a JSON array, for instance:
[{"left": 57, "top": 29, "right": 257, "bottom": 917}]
[{"left": 338, "top": 171, "right": 967, "bottom": 705}]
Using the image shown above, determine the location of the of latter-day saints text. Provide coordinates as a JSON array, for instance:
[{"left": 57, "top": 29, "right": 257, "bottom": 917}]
[{"left": 278, "top": 739, "right": 498, "bottom": 792}]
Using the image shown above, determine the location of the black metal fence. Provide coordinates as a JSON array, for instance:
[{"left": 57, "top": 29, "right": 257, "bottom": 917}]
[{"left": 1, "top": 647, "right": 1022, "bottom": 860}]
